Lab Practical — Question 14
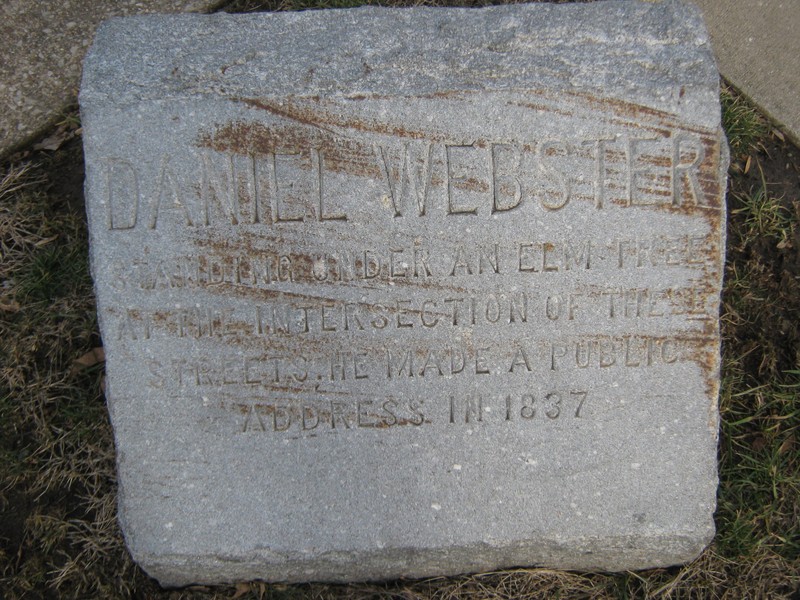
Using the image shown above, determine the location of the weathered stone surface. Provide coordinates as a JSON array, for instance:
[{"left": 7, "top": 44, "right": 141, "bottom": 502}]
[{"left": 80, "top": 1, "right": 727, "bottom": 587}]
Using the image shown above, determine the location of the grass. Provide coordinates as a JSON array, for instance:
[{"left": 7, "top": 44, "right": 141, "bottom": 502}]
[
  {"left": 0, "top": 141, "right": 131, "bottom": 598},
  {"left": 1, "top": 14, "right": 799, "bottom": 600},
  {"left": 731, "top": 172, "right": 793, "bottom": 249},
  {"left": 717, "top": 369, "right": 800, "bottom": 561},
  {"left": 721, "top": 84, "right": 769, "bottom": 158}
]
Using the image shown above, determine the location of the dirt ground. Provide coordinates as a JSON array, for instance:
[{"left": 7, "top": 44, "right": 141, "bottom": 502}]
[{"left": 725, "top": 135, "right": 800, "bottom": 376}]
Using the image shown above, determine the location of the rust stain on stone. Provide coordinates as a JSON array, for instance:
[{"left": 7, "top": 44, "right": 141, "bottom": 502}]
[
  {"left": 237, "top": 96, "right": 436, "bottom": 142},
  {"left": 675, "top": 335, "right": 721, "bottom": 401},
  {"left": 452, "top": 176, "right": 490, "bottom": 194},
  {"left": 197, "top": 119, "right": 382, "bottom": 180},
  {"left": 510, "top": 100, "right": 574, "bottom": 119},
  {"left": 563, "top": 91, "right": 712, "bottom": 137}
]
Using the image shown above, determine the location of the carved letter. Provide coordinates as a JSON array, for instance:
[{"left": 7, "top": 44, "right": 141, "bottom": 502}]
[
  {"left": 103, "top": 158, "right": 139, "bottom": 230},
  {"left": 379, "top": 142, "right": 433, "bottom": 217},
  {"left": 491, "top": 143, "right": 523, "bottom": 213}
]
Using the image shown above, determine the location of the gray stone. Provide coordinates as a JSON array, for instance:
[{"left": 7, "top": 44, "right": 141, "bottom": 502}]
[{"left": 80, "top": 1, "right": 727, "bottom": 587}]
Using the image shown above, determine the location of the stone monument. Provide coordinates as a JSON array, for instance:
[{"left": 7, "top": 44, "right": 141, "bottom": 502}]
[{"left": 80, "top": 0, "right": 728, "bottom": 586}]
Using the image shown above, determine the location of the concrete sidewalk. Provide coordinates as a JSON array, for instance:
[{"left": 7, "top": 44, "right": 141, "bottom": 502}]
[
  {"left": 693, "top": 0, "right": 800, "bottom": 145},
  {"left": 0, "top": 0, "right": 798, "bottom": 160},
  {"left": 0, "top": 0, "right": 227, "bottom": 160}
]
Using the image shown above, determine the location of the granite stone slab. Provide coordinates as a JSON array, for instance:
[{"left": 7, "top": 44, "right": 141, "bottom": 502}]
[{"left": 80, "top": 1, "right": 728, "bottom": 587}]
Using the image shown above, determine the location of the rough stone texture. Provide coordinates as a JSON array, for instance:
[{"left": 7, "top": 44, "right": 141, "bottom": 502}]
[
  {"left": 0, "top": 0, "right": 226, "bottom": 160},
  {"left": 692, "top": 0, "right": 800, "bottom": 145},
  {"left": 80, "top": 1, "right": 728, "bottom": 587}
]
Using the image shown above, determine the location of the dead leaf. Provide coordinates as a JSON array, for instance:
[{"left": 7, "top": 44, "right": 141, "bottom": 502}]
[
  {"left": 0, "top": 300, "right": 21, "bottom": 312},
  {"left": 751, "top": 436, "right": 768, "bottom": 452},
  {"left": 33, "top": 235, "right": 58, "bottom": 247},
  {"left": 33, "top": 127, "right": 72, "bottom": 152},
  {"left": 778, "top": 434, "right": 794, "bottom": 455},
  {"left": 231, "top": 582, "right": 251, "bottom": 599},
  {"left": 71, "top": 347, "right": 105, "bottom": 373},
  {"left": 772, "top": 129, "right": 785, "bottom": 142},
  {"left": 744, "top": 155, "right": 751, "bottom": 175}
]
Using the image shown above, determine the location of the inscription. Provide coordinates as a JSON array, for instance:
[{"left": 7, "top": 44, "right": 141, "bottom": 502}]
[
  {"left": 99, "top": 129, "right": 721, "bottom": 230},
  {"left": 106, "top": 235, "right": 715, "bottom": 293},
  {"left": 547, "top": 337, "right": 680, "bottom": 371},
  {"left": 113, "top": 284, "right": 714, "bottom": 342},
  {"left": 214, "top": 388, "right": 591, "bottom": 435},
  {"left": 449, "top": 391, "right": 589, "bottom": 423},
  {"left": 235, "top": 398, "right": 426, "bottom": 433},
  {"left": 140, "top": 335, "right": 708, "bottom": 398},
  {"left": 96, "top": 113, "right": 723, "bottom": 439}
]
